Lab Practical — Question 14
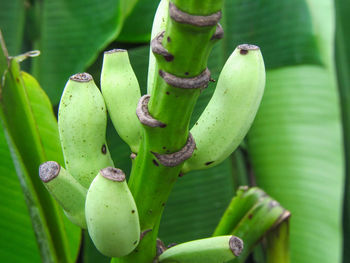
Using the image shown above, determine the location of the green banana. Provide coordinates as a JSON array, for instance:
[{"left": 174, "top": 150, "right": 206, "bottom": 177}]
[
  {"left": 58, "top": 73, "right": 114, "bottom": 188},
  {"left": 182, "top": 44, "right": 265, "bottom": 173},
  {"left": 39, "top": 161, "right": 87, "bottom": 228},
  {"left": 158, "top": 235, "right": 243, "bottom": 263},
  {"left": 85, "top": 167, "right": 140, "bottom": 257},
  {"left": 147, "top": 0, "right": 169, "bottom": 94},
  {"left": 101, "top": 49, "right": 142, "bottom": 152}
]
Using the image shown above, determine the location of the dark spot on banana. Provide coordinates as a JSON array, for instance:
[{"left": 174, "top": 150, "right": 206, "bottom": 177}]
[
  {"left": 205, "top": 161, "right": 214, "bottom": 166},
  {"left": 166, "top": 91, "right": 170, "bottom": 95},
  {"left": 153, "top": 159, "right": 159, "bottom": 166},
  {"left": 101, "top": 144, "right": 107, "bottom": 154},
  {"left": 240, "top": 49, "right": 249, "bottom": 55},
  {"left": 131, "top": 210, "right": 135, "bottom": 213},
  {"left": 167, "top": 36, "right": 171, "bottom": 42}
]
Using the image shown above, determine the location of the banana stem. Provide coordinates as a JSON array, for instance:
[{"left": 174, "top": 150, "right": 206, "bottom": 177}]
[{"left": 113, "top": 1, "right": 224, "bottom": 262}]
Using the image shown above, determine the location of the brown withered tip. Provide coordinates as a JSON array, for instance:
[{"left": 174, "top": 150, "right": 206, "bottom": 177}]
[
  {"left": 130, "top": 152, "right": 137, "bottom": 160},
  {"left": 104, "top": 49, "right": 126, "bottom": 54},
  {"left": 136, "top": 95, "right": 167, "bottom": 128},
  {"left": 211, "top": 23, "right": 224, "bottom": 40},
  {"left": 100, "top": 167, "right": 125, "bottom": 182},
  {"left": 159, "top": 68, "right": 211, "bottom": 90},
  {"left": 238, "top": 185, "right": 249, "bottom": 192},
  {"left": 237, "top": 44, "right": 260, "bottom": 55},
  {"left": 70, "top": 73, "right": 92, "bottom": 82},
  {"left": 169, "top": 2, "right": 222, "bottom": 27},
  {"left": 229, "top": 236, "right": 244, "bottom": 257},
  {"left": 151, "top": 32, "right": 174, "bottom": 62},
  {"left": 156, "top": 239, "right": 167, "bottom": 256},
  {"left": 152, "top": 133, "right": 196, "bottom": 167},
  {"left": 39, "top": 161, "right": 60, "bottom": 183}
]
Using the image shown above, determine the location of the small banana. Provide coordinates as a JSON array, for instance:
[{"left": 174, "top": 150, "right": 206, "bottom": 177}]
[
  {"left": 158, "top": 235, "right": 243, "bottom": 263},
  {"left": 85, "top": 167, "right": 140, "bottom": 258},
  {"left": 182, "top": 44, "right": 265, "bottom": 173},
  {"left": 39, "top": 161, "right": 87, "bottom": 228},
  {"left": 101, "top": 49, "right": 142, "bottom": 152},
  {"left": 147, "top": 0, "right": 169, "bottom": 94},
  {"left": 58, "top": 73, "right": 114, "bottom": 188}
]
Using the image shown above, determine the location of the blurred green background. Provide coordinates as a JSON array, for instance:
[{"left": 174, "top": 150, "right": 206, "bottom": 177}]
[{"left": 0, "top": 0, "right": 349, "bottom": 262}]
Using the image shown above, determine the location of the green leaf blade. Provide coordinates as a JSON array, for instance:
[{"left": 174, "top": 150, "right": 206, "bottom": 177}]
[
  {"left": 32, "top": 0, "right": 139, "bottom": 104},
  {"left": 247, "top": 65, "right": 344, "bottom": 263},
  {"left": 0, "top": 126, "right": 41, "bottom": 262},
  {"left": 0, "top": 36, "right": 81, "bottom": 262}
]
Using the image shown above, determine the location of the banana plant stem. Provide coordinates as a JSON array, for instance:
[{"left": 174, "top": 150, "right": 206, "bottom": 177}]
[{"left": 113, "top": 1, "right": 224, "bottom": 262}]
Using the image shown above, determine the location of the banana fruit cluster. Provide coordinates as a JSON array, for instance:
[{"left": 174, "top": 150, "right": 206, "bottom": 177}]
[
  {"left": 39, "top": 70, "right": 141, "bottom": 257},
  {"left": 38, "top": 0, "right": 265, "bottom": 258}
]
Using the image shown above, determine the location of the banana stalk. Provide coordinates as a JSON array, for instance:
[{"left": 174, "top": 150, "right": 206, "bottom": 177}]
[{"left": 115, "top": 1, "right": 225, "bottom": 262}]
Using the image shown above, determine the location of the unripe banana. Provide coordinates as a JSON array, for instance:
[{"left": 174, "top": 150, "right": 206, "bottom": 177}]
[
  {"left": 58, "top": 73, "right": 114, "bottom": 188},
  {"left": 147, "top": 0, "right": 169, "bottom": 94},
  {"left": 158, "top": 235, "right": 244, "bottom": 263},
  {"left": 182, "top": 44, "right": 265, "bottom": 173},
  {"left": 85, "top": 167, "right": 140, "bottom": 257},
  {"left": 39, "top": 161, "right": 87, "bottom": 228},
  {"left": 101, "top": 49, "right": 142, "bottom": 152}
]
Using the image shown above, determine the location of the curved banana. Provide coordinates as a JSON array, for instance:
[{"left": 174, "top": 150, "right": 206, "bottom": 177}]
[
  {"left": 58, "top": 73, "right": 114, "bottom": 188},
  {"left": 182, "top": 44, "right": 265, "bottom": 173},
  {"left": 147, "top": 0, "right": 169, "bottom": 94},
  {"left": 39, "top": 161, "right": 87, "bottom": 228},
  {"left": 158, "top": 235, "right": 243, "bottom": 263},
  {"left": 101, "top": 49, "right": 142, "bottom": 152},
  {"left": 85, "top": 167, "right": 140, "bottom": 257}
]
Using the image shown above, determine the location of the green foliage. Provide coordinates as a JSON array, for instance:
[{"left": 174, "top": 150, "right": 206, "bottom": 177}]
[
  {"left": 0, "top": 0, "right": 349, "bottom": 262},
  {"left": 0, "top": 39, "right": 81, "bottom": 262}
]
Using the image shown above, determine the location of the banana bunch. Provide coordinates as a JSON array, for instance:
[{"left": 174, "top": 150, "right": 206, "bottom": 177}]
[
  {"left": 39, "top": 69, "right": 141, "bottom": 257},
  {"left": 182, "top": 44, "right": 266, "bottom": 173},
  {"left": 158, "top": 235, "right": 244, "bottom": 263}
]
